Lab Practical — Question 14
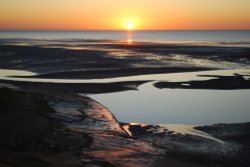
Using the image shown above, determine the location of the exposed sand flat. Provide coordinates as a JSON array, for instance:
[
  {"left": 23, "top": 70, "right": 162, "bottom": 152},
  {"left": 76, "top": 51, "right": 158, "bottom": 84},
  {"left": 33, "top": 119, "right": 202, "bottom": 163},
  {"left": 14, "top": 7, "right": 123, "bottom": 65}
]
[{"left": 1, "top": 39, "right": 250, "bottom": 167}]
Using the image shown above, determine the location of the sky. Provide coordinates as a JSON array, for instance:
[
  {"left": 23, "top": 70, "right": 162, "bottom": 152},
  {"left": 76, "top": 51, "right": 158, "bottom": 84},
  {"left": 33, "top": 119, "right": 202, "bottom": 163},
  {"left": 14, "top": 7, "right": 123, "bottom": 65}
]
[{"left": 0, "top": 0, "right": 250, "bottom": 30}]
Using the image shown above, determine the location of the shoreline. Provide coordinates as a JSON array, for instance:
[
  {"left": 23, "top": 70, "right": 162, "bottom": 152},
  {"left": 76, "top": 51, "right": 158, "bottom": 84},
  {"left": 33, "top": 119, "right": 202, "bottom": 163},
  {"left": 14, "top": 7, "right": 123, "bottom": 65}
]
[
  {"left": 1, "top": 39, "right": 250, "bottom": 166},
  {"left": 1, "top": 87, "right": 250, "bottom": 167}
]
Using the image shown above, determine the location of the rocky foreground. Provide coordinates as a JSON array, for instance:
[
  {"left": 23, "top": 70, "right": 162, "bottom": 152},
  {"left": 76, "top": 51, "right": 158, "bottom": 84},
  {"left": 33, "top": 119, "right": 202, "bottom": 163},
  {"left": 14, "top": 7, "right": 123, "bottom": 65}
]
[
  {"left": 0, "top": 87, "right": 250, "bottom": 167},
  {"left": 0, "top": 87, "right": 160, "bottom": 167}
]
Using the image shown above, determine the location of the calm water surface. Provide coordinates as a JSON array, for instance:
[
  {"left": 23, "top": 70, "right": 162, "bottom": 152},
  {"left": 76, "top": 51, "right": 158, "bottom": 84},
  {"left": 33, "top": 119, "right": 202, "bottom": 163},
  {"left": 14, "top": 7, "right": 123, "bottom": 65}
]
[
  {"left": 1, "top": 69, "right": 250, "bottom": 125},
  {"left": 1, "top": 30, "right": 250, "bottom": 43},
  {"left": 89, "top": 82, "right": 250, "bottom": 125},
  {"left": 88, "top": 69, "right": 250, "bottom": 125}
]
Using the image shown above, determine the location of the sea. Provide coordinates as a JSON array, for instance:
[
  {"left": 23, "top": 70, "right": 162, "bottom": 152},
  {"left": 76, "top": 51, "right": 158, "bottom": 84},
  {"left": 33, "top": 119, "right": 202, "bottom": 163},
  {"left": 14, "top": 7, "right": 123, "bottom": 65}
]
[{"left": 0, "top": 30, "right": 250, "bottom": 43}]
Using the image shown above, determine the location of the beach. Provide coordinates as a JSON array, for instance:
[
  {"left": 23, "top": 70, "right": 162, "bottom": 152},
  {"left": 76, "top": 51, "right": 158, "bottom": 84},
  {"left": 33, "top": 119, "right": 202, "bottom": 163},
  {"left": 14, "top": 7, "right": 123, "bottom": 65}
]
[{"left": 1, "top": 35, "right": 250, "bottom": 167}]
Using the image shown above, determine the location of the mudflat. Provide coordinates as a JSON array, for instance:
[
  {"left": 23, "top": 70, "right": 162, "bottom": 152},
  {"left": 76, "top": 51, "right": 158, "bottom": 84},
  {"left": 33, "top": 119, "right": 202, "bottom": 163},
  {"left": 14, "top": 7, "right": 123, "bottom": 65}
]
[{"left": 1, "top": 40, "right": 250, "bottom": 167}]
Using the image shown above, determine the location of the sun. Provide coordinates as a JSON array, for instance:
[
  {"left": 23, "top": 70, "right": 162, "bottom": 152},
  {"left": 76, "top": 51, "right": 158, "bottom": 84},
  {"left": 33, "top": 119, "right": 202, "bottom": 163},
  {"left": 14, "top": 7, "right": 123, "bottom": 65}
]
[
  {"left": 127, "top": 23, "right": 134, "bottom": 30},
  {"left": 122, "top": 18, "right": 138, "bottom": 30}
]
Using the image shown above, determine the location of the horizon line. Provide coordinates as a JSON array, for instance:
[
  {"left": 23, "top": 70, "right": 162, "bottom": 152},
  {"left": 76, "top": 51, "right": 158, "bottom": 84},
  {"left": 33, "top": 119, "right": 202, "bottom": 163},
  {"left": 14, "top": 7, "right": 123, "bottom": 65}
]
[{"left": 0, "top": 29, "right": 250, "bottom": 31}]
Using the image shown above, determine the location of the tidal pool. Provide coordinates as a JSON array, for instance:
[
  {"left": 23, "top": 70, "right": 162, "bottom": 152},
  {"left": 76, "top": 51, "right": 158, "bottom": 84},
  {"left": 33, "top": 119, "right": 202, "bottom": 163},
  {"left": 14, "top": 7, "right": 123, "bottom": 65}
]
[
  {"left": 1, "top": 68, "right": 250, "bottom": 125},
  {"left": 89, "top": 81, "right": 250, "bottom": 125}
]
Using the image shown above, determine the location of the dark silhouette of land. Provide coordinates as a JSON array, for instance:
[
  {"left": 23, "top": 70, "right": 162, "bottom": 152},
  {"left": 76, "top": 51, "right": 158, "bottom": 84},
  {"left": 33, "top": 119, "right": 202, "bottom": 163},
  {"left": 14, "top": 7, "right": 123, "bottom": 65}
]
[{"left": 154, "top": 74, "right": 250, "bottom": 90}]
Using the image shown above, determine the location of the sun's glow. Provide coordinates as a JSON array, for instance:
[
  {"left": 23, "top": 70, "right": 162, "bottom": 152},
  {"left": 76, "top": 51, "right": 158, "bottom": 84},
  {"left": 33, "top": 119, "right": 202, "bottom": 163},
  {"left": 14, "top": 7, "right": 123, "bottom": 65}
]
[
  {"left": 127, "top": 23, "right": 134, "bottom": 30},
  {"left": 0, "top": 1, "right": 250, "bottom": 30},
  {"left": 122, "top": 18, "right": 137, "bottom": 30}
]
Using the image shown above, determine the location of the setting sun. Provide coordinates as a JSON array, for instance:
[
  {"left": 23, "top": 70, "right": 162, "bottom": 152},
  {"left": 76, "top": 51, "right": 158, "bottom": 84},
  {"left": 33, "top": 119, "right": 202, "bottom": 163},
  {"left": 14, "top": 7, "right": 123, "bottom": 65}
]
[
  {"left": 122, "top": 18, "right": 138, "bottom": 30},
  {"left": 1, "top": 0, "right": 250, "bottom": 30},
  {"left": 127, "top": 23, "right": 134, "bottom": 30},
  {"left": 1, "top": 0, "right": 250, "bottom": 167}
]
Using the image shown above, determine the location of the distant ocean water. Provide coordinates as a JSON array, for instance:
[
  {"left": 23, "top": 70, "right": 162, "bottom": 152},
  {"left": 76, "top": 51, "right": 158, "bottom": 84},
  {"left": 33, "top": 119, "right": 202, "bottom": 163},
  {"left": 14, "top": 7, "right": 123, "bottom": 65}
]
[{"left": 0, "top": 30, "right": 250, "bottom": 43}]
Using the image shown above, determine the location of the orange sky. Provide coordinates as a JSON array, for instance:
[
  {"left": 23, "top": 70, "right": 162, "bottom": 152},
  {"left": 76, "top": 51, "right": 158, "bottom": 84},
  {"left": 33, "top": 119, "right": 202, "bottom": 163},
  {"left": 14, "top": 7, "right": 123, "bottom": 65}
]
[{"left": 0, "top": 0, "right": 250, "bottom": 30}]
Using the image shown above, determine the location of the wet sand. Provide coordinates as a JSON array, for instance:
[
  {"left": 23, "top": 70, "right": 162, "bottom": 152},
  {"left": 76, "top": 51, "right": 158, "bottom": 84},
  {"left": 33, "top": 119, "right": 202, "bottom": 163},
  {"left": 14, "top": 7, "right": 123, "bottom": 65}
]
[
  {"left": 0, "top": 88, "right": 92, "bottom": 167},
  {"left": 0, "top": 88, "right": 161, "bottom": 167},
  {"left": 2, "top": 86, "right": 250, "bottom": 167},
  {"left": 1, "top": 40, "right": 250, "bottom": 75},
  {"left": 0, "top": 80, "right": 149, "bottom": 94},
  {"left": 1, "top": 40, "right": 250, "bottom": 166},
  {"left": 20, "top": 67, "right": 210, "bottom": 79},
  {"left": 154, "top": 74, "right": 250, "bottom": 90}
]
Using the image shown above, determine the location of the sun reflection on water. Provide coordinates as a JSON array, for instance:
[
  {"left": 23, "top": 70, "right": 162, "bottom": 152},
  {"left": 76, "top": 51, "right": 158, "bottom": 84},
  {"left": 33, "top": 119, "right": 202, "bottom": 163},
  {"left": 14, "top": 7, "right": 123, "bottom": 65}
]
[
  {"left": 127, "top": 39, "right": 133, "bottom": 44},
  {"left": 127, "top": 30, "right": 133, "bottom": 44}
]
